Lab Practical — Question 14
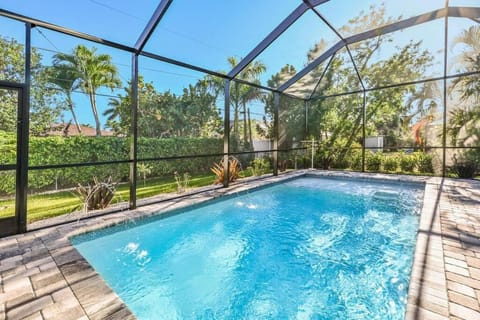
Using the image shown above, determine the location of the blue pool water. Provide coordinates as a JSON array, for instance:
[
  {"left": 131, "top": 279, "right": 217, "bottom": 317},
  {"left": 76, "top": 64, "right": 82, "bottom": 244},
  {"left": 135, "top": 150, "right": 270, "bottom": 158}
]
[{"left": 72, "top": 177, "right": 423, "bottom": 319}]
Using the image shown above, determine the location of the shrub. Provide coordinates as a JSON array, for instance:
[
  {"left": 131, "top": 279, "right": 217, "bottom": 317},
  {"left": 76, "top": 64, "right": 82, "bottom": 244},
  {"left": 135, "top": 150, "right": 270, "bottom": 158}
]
[
  {"left": 248, "top": 157, "right": 271, "bottom": 176},
  {"left": 399, "top": 154, "right": 416, "bottom": 172},
  {"left": 382, "top": 155, "right": 398, "bottom": 172},
  {"left": 365, "top": 152, "right": 383, "bottom": 171},
  {"left": 349, "top": 150, "right": 363, "bottom": 171},
  {"left": 416, "top": 152, "right": 434, "bottom": 174},
  {"left": 0, "top": 133, "right": 223, "bottom": 195},
  {"left": 451, "top": 151, "right": 479, "bottom": 179},
  {"left": 211, "top": 157, "right": 242, "bottom": 184},
  {"left": 330, "top": 156, "right": 350, "bottom": 169},
  {"left": 174, "top": 171, "right": 190, "bottom": 193},
  {"left": 75, "top": 176, "right": 116, "bottom": 212}
]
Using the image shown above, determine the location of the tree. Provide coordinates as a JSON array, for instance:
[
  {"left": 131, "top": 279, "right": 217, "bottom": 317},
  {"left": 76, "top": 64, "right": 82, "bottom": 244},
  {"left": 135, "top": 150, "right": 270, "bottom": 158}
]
[
  {"left": 104, "top": 76, "right": 222, "bottom": 138},
  {"left": 447, "top": 25, "right": 480, "bottom": 147},
  {"left": 226, "top": 57, "right": 266, "bottom": 151},
  {"left": 47, "top": 64, "right": 82, "bottom": 133},
  {"left": 0, "top": 34, "right": 60, "bottom": 135},
  {"left": 53, "top": 45, "right": 121, "bottom": 136},
  {"left": 260, "top": 5, "right": 434, "bottom": 168}
]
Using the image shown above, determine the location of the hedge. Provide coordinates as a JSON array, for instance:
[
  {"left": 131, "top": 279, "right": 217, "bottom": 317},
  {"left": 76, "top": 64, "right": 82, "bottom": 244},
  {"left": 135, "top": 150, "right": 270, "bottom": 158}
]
[{"left": 0, "top": 133, "right": 223, "bottom": 195}]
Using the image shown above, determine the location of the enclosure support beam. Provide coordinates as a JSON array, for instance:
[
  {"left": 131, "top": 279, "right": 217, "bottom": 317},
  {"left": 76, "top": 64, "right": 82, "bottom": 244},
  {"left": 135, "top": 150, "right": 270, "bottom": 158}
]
[
  {"left": 135, "top": 0, "right": 173, "bottom": 53},
  {"left": 280, "top": 7, "right": 476, "bottom": 94},
  {"left": 16, "top": 23, "right": 31, "bottom": 233},
  {"left": 129, "top": 54, "right": 139, "bottom": 209},
  {"left": 223, "top": 80, "right": 231, "bottom": 187},
  {"left": 362, "top": 92, "right": 367, "bottom": 173},
  {"left": 273, "top": 93, "right": 280, "bottom": 176},
  {"left": 279, "top": 42, "right": 343, "bottom": 92},
  {"left": 0, "top": 9, "right": 135, "bottom": 53},
  {"left": 304, "top": 100, "right": 309, "bottom": 139},
  {"left": 308, "top": 53, "right": 336, "bottom": 100},
  {"left": 442, "top": 1, "right": 449, "bottom": 177},
  {"left": 228, "top": 1, "right": 331, "bottom": 79}
]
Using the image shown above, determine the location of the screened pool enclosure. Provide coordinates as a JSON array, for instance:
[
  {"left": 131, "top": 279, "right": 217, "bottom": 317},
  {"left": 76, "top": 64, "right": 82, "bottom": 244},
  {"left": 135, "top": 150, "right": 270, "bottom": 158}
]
[{"left": 0, "top": 0, "right": 479, "bottom": 236}]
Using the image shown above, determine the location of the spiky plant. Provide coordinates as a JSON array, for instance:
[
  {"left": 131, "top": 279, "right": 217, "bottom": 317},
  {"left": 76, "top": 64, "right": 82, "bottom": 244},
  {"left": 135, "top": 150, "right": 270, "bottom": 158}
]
[
  {"left": 75, "top": 176, "right": 116, "bottom": 212},
  {"left": 211, "top": 157, "right": 242, "bottom": 185}
]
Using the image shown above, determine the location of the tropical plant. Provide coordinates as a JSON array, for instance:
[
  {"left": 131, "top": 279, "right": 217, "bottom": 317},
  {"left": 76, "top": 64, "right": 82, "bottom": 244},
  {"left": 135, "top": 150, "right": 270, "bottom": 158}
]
[
  {"left": 211, "top": 156, "right": 242, "bottom": 184},
  {"left": 447, "top": 25, "right": 480, "bottom": 146},
  {"left": 137, "top": 163, "right": 152, "bottom": 186},
  {"left": 222, "top": 57, "right": 266, "bottom": 151},
  {"left": 104, "top": 77, "right": 222, "bottom": 138},
  {"left": 247, "top": 157, "right": 271, "bottom": 176},
  {"left": 47, "top": 64, "right": 82, "bottom": 133},
  {"left": 53, "top": 45, "right": 121, "bottom": 136},
  {"left": 405, "top": 82, "right": 441, "bottom": 149},
  {"left": 174, "top": 171, "right": 190, "bottom": 193},
  {"left": 75, "top": 176, "right": 116, "bottom": 212}
]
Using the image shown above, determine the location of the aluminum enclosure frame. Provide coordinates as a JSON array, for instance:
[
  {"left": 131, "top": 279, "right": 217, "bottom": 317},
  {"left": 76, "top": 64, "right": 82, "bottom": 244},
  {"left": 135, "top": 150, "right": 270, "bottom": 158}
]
[{"left": 0, "top": 1, "right": 479, "bottom": 234}]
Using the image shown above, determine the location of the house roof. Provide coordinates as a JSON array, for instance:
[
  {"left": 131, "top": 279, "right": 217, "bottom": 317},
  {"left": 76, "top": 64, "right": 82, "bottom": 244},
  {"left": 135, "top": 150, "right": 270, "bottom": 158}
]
[{"left": 47, "top": 123, "right": 115, "bottom": 137}]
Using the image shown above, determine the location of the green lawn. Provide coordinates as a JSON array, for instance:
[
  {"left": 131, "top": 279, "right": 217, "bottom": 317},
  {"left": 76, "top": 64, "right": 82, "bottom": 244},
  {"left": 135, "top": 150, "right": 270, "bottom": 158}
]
[{"left": 0, "top": 174, "right": 216, "bottom": 223}]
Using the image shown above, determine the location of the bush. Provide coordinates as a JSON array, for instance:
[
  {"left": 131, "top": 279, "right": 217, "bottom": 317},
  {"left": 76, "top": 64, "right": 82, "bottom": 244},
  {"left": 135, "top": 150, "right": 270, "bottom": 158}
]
[
  {"left": 366, "top": 152, "right": 383, "bottom": 171},
  {"left": 349, "top": 150, "right": 363, "bottom": 171},
  {"left": 0, "top": 133, "right": 223, "bottom": 194},
  {"left": 399, "top": 154, "right": 416, "bottom": 172},
  {"left": 330, "top": 157, "right": 350, "bottom": 169},
  {"left": 451, "top": 150, "right": 480, "bottom": 179},
  {"left": 416, "top": 152, "right": 434, "bottom": 174},
  {"left": 382, "top": 155, "right": 398, "bottom": 172},
  {"left": 247, "top": 157, "right": 271, "bottom": 176}
]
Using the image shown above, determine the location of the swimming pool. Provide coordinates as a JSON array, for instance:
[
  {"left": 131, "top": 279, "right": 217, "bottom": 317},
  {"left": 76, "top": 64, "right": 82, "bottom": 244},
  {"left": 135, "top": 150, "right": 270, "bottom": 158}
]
[{"left": 72, "top": 176, "right": 424, "bottom": 319}]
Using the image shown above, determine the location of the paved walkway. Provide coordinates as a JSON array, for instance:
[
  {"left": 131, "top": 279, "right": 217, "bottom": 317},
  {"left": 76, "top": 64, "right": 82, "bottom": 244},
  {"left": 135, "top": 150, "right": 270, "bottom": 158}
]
[{"left": 0, "top": 171, "right": 479, "bottom": 320}]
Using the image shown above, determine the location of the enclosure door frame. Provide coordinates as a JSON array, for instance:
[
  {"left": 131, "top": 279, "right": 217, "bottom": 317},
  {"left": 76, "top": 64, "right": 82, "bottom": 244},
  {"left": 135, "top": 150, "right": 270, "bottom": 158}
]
[{"left": 0, "top": 81, "right": 27, "bottom": 237}]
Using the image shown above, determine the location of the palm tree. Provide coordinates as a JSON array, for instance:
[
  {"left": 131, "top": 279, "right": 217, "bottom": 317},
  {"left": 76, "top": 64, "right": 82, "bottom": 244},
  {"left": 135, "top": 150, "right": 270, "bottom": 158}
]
[
  {"left": 405, "top": 82, "right": 441, "bottom": 149},
  {"left": 53, "top": 45, "right": 121, "bottom": 136},
  {"left": 450, "top": 25, "right": 480, "bottom": 103},
  {"left": 227, "top": 57, "right": 266, "bottom": 149},
  {"left": 47, "top": 64, "right": 82, "bottom": 134},
  {"left": 448, "top": 25, "right": 480, "bottom": 146}
]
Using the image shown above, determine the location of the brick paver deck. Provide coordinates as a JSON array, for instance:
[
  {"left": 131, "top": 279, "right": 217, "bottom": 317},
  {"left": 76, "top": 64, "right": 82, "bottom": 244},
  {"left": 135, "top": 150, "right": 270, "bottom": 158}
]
[{"left": 0, "top": 171, "right": 479, "bottom": 319}]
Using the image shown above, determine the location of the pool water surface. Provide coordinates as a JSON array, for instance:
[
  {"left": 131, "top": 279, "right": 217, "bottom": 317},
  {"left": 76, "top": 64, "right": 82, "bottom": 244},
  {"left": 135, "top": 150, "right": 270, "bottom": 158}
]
[{"left": 72, "top": 176, "right": 424, "bottom": 319}]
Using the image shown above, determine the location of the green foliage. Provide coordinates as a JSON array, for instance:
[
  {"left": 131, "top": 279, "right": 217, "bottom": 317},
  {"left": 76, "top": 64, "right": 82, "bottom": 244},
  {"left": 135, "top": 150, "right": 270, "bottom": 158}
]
[
  {"left": 0, "top": 34, "right": 61, "bottom": 135},
  {"left": 399, "top": 153, "right": 417, "bottom": 172},
  {"left": 247, "top": 157, "right": 271, "bottom": 176},
  {"left": 349, "top": 150, "right": 363, "bottom": 171},
  {"left": 365, "top": 152, "right": 383, "bottom": 171},
  {"left": 52, "top": 45, "right": 121, "bottom": 136},
  {"left": 451, "top": 150, "right": 480, "bottom": 178},
  {"left": 382, "top": 155, "right": 398, "bottom": 172},
  {"left": 0, "top": 132, "right": 222, "bottom": 195},
  {"left": 105, "top": 77, "right": 222, "bottom": 138},
  {"left": 416, "top": 152, "right": 434, "bottom": 173},
  {"left": 137, "top": 163, "right": 152, "bottom": 186}
]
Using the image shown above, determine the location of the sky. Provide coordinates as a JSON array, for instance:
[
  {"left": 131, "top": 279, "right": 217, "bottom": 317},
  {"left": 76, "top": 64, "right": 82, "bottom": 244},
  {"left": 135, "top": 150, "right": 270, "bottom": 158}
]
[{"left": 0, "top": 0, "right": 477, "bottom": 128}]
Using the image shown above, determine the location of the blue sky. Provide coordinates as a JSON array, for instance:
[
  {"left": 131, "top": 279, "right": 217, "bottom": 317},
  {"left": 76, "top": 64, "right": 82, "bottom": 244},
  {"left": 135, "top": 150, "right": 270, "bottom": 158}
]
[{"left": 0, "top": 0, "right": 476, "bottom": 128}]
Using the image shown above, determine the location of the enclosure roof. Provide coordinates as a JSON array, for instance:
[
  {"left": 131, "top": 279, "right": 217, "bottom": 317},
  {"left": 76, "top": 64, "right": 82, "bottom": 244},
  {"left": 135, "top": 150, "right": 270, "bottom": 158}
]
[{"left": 1, "top": 0, "right": 479, "bottom": 100}]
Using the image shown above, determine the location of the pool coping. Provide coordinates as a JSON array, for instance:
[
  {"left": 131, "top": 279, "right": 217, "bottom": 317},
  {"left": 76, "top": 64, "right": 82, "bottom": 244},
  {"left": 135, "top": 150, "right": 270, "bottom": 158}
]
[{"left": 1, "top": 170, "right": 479, "bottom": 319}]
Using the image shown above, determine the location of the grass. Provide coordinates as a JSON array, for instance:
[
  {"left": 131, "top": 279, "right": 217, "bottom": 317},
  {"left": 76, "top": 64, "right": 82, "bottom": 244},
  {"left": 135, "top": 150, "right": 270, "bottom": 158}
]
[{"left": 0, "top": 174, "right": 216, "bottom": 223}]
